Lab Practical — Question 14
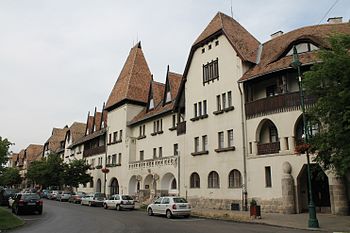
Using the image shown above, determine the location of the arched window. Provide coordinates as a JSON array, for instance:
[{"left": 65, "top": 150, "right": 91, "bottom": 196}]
[
  {"left": 228, "top": 169, "right": 242, "bottom": 188},
  {"left": 208, "top": 171, "right": 220, "bottom": 188},
  {"left": 89, "top": 178, "right": 94, "bottom": 188},
  {"left": 171, "top": 179, "right": 177, "bottom": 189},
  {"left": 190, "top": 172, "right": 200, "bottom": 188}
]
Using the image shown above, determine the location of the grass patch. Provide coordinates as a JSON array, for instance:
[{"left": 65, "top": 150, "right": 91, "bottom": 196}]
[{"left": 0, "top": 207, "right": 24, "bottom": 230}]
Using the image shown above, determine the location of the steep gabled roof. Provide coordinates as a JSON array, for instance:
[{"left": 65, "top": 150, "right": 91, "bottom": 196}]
[
  {"left": 45, "top": 126, "right": 69, "bottom": 153},
  {"left": 25, "top": 144, "right": 43, "bottom": 162},
  {"left": 240, "top": 22, "right": 350, "bottom": 82},
  {"left": 129, "top": 70, "right": 182, "bottom": 125},
  {"left": 105, "top": 42, "right": 153, "bottom": 111},
  {"left": 194, "top": 12, "right": 260, "bottom": 63},
  {"left": 67, "top": 122, "right": 86, "bottom": 143},
  {"left": 85, "top": 115, "right": 94, "bottom": 135}
]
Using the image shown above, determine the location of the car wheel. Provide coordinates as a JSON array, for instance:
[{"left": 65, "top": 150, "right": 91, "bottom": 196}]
[
  {"left": 166, "top": 210, "right": 172, "bottom": 219},
  {"left": 147, "top": 208, "right": 153, "bottom": 216},
  {"left": 103, "top": 203, "right": 108, "bottom": 209},
  {"left": 116, "top": 205, "right": 121, "bottom": 211},
  {"left": 88, "top": 202, "right": 92, "bottom": 207}
]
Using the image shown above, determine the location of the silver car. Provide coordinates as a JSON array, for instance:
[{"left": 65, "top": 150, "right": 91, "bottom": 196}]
[
  {"left": 147, "top": 196, "right": 191, "bottom": 218},
  {"left": 81, "top": 193, "right": 105, "bottom": 207},
  {"left": 103, "top": 194, "right": 135, "bottom": 210}
]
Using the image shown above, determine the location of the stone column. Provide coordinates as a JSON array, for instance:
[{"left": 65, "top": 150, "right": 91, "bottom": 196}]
[
  {"left": 281, "top": 162, "right": 296, "bottom": 214},
  {"left": 329, "top": 176, "right": 349, "bottom": 215},
  {"left": 252, "top": 141, "right": 258, "bottom": 155},
  {"left": 289, "top": 136, "right": 296, "bottom": 153},
  {"left": 279, "top": 137, "right": 287, "bottom": 152}
]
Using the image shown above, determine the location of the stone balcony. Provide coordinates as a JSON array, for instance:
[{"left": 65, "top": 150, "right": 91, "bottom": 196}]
[
  {"left": 128, "top": 155, "right": 178, "bottom": 170},
  {"left": 83, "top": 145, "right": 106, "bottom": 157}
]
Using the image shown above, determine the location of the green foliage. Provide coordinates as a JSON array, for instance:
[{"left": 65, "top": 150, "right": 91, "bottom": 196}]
[
  {"left": 304, "top": 34, "right": 350, "bottom": 176},
  {"left": 63, "top": 159, "right": 92, "bottom": 188},
  {"left": 0, "top": 167, "right": 22, "bottom": 186},
  {"left": 0, "top": 137, "right": 12, "bottom": 170},
  {"left": 27, "top": 160, "right": 47, "bottom": 186},
  {"left": 0, "top": 207, "right": 24, "bottom": 230}
]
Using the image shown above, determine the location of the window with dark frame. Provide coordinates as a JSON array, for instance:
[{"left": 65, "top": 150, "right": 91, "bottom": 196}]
[
  {"left": 194, "top": 137, "right": 199, "bottom": 153},
  {"left": 158, "top": 147, "right": 162, "bottom": 158},
  {"left": 265, "top": 166, "right": 272, "bottom": 187},
  {"left": 216, "top": 95, "right": 221, "bottom": 111},
  {"left": 190, "top": 172, "right": 200, "bottom": 188},
  {"left": 118, "top": 153, "right": 121, "bottom": 164},
  {"left": 228, "top": 129, "right": 234, "bottom": 147},
  {"left": 194, "top": 103, "right": 198, "bottom": 117},
  {"left": 119, "top": 130, "right": 123, "bottom": 141},
  {"left": 174, "top": 144, "right": 178, "bottom": 156},
  {"left": 172, "top": 115, "right": 176, "bottom": 128},
  {"left": 202, "top": 135, "right": 208, "bottom": 151},
  {"left": 218, "top": 132, "right": 224, "bottom": 149},
  {"left": 203, "top": 100, "right": 207, "bottom": 115},
  {"left": 208, "top": 171, "right": 220, "bottom": 188},
  {"left": 153, "top": 148, "right": 157, "bottom": 159},
  {"left": 222, "top": 93, "right": 226, "bottom": 109},
  {"left": 203, "top": 58, "right": 219, "bottom": 84},
  {"left": 140, "top": 151, "right": 144, "bottom": 161},
  {"left": 228, "top": 91, "right": 232, "bottom": 107},
  {"left": 228, "top": 169, "right": 242, "bottom": 188}
]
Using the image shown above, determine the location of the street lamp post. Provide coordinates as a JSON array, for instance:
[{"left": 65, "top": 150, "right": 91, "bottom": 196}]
[{"left": 291, "top": 46, "right": 319, "bottom": 228}]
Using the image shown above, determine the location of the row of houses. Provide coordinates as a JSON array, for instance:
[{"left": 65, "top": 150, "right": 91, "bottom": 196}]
[{"left": 9, "top": 12, "right": 350, "bottom": 215}]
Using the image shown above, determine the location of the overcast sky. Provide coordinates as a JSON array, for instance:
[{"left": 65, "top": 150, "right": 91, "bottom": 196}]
[{"left": 1, "top": 0, "right": 349, "bottom": 153}]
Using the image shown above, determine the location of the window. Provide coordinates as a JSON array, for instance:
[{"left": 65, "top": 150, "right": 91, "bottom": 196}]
[
  {"left": 153, "top": 121, "right": 157, "bottom": 133},
  {"left": 119, "top": 130, "right": 123, "bottom": 141},
  {"left": 140, "top": 151, "right": 144, "bottom": 161},
  {"left": 203, "top": 100, "right": 207, "bottom": 115},
  {"left": 198, "top": 102, "right": 202, "bottom": 116},
  {"left": 203, "top": 58, "right": 219, "bottom": 84},
  {"left": 208, "top": 44, "right": 212, "bottom": 50},
  {"left": 192, "top": 100, "right": 208, "bottom": 119},
  {"left": 228, "top": 91, "right": 232, "bottom": 107},
  {"left": 194, "top": 103, "right": 198, "bottom": 117},
  {"left": 190, "top": 172, "right": 200, "bottom": 188},
  {"left": 228, "top": 169, "right": 242, "bottom": 188},
  {"left": 113, "top": 132, "right": 118, "bottom": 142},
  {"left": 139, "top": 125, "right": 146, "bottom": 137},
  {"left": 159, "top": 147, "right": 162, "bottom": 158},
  {"left": 172, "top": 115, "right": 176, "bottom": 128},
  {"left": 286, "top": 42, "right": 319, "bottom": 56},
  {"left": 215, "top": 40, "right": 219, "bottom": 46},
  {"left": 166, "top": 91, "right": 171, "bottom": 103},
  {"left": 139, "top": 126, "right": 142, "bottom": 137},
  {"left": 107, "top": 155, "right": 111, "bottom": 164},
  {"left": 202, "top": 48, "right": 205, "bottom": 53},
  {"left": 218, "top": 132, "right": 224, "bottom": 149},
  {"left": 90, "top": 178, "right": 94, "bottom": 188},
  {"left": 162, "top": 197, "right": 170, "bottom": 204},
  {"left": 266, "top": 85, "right": 277, "bottom": 97},
  {"left": 118, "top": 153, "right": 121, "bottom": 164},
  {"left": 112, "top": 154, "right": 116, "bottom": 164},
  {"left": 269, "top": 125, "right": 278, "bottom": 142},
  {"left": 216, "top": 95, "right": 221, "bottom": 111},
  {"left": 194, "top": 137, "right": 199, "bottom": 153},
  {"left": 265, "top": 166, "right": 272, "bottom": 187},
  {"left": 153, "top": 148, "right": 157, "bottom": 159},
  {"left": 173, "top": 144, "right": 178, "bottom": 156},
  {"left": 171, "top": 179, "right": 177, "bottom": 189},
  {"left": 202, "top": 135, "right": 208, "bottom": 151},
  {"left": 228, "top": 130, "right": 234, "bottom": 147},
  {"left": 149, "top": 98, "right": 154, "bottom": 110},
  {"left": 208, "top": 171, "right": 220, "bottom": 188},
  {"left": 222, "top": 93, "right": 226, "bottom": 109},
  {"left": 108, "top": 134, "right": 112, "bottom": 144}
]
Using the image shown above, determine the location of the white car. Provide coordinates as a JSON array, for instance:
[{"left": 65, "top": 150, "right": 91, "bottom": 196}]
[
  {"left": 8, "top": 193, "right": 21, "bottom": 208},
  {"left": 103, "top": 194, "right": 135, "bottom": 211},
  {"left": 81, "top": 193, "right": 105, "bottom": 207},
  {"left": 147, "top": 196, "right": 191, "bottom": 218}
]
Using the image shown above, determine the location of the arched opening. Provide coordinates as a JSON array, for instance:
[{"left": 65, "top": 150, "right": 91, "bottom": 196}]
[
  {"left": 96, "top": 179, "right": 101, "bottom": 193},
  {"left": 90, "top": 178, "right": 94, "bottom": 188},
  {"left": 208, "top": 171, "right": 220, "bottom": 188},
  {"left": 160, "top": 173, "right": 177, "bottom": 195},
  {"left": 294, "top": 116, "right": 320, "bottom": 146},
  {"left": 128, "top": 175, "right": 138, "bottom": 195},
  {"left": 256, "top": 119, "right": 280, "bottom": 155},
  {"left": 228, "top": 169, "right": 242, "bottom": 188},
  {"left": 190, "top": 172, "right": 200, "bottom": 188},
  {"left": 110, "top": 178, "right": 119, "bottom": 195},
  {"left": 297, "top": 164, "right": 330, "bottom": 213}
]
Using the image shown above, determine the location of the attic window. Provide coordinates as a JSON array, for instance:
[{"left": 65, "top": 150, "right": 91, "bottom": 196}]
[
  {"left": 93, "top": 125, "right": 96, "bottom": 132},
  {"left": 208, "top": 44, "right": 212, "bottom": 50},
  {"left": 215, "top": 41, "right": 219, "bottom": 46},
  {"left": 286, "top": 42, "right": 319, "bottom": 56},
  {"left": 101, "top": 121, "right": 105, "bottom": 128},
  {"left": 149, "top": 98, "right": 154, "bottom": 110},
  {"left": 86, "top": 128, "right": 89, "bottom": 135},
  {"left": 166, "top": 91, "right": 171, "bottom": 103},
  {"left": 202, "top": 48, "right": 205, "bottom": 53}
]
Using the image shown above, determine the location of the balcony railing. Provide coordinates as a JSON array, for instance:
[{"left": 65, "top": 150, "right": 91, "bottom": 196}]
[
  {"left": 245, "top": 92, "right": 316, "bottom": 119},
  {"left": 257, "top": 142, "right": 280, "bottom": 155},
  {"left": 177, "top": 121, "right": 186, "bottom": 135},
  {"left": 83, "top": 146, "right": 106, "bottom": 157},
  {"left": 129, "top": 155, "right": 178, "bottom": 170}
]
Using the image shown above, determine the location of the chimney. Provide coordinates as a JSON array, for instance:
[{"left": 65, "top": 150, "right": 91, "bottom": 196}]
[
  {"left": 327, "top": 17, "right": 343, "bottom": 24},
  {"left": 271, "top": 30, "right": 283, "bottom": 39}
]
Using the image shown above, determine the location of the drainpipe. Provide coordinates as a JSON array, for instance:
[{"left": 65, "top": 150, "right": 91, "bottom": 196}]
[{"left": 238, "top": 82, "right": 248, "bottom": 211}]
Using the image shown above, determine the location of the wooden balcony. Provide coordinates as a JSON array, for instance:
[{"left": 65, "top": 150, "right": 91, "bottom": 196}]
[
  {"left": 128, "top": 155, "right": 178, "bottom": 170},
  {"left": 257, "top": 142, "right": 280, "bottom": 155},
  {"left": 177, "top": 121, "right": 186, "bottom": 135},
  {"left": 83, "top": 146, "right": 106, "bottom": 157},
  {"left": 245, "top": 92, "right": 316, "bottom": 119}
]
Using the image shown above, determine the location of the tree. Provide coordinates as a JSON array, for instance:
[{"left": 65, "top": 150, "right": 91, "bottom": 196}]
[
  {"left": 0, "top": 137, "right": 12, "bottom": 170},
  {"left": 27, "top": 160, "right": 47, "bottom": 186},
  {"left": 304, "top": 34, "right": 350, "bottom": 176},
  {"left": 63, "top": 159, "right": 91, "bottom": 189},
  {"left": 0, "top": 167, "right": 22, "bottom": 187},
  {"left": 44, "top": 153, "right": 65, "bottom": 188}
]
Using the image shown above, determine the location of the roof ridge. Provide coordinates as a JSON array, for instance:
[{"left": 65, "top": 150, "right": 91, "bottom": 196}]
[{"left": 125, "top": 45, "right": 139, "bottom": 98}]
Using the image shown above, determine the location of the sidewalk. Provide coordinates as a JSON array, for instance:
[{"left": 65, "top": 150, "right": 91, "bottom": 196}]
[{"left": 191, "top": 208, "right": 350, "bottom": 232}]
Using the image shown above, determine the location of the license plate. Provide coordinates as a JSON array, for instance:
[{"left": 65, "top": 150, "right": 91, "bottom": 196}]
[
  {"left": 27, "top": 202, "right": 36, "bottom": 205},
  {"left": 179, "top": 205, "right": 186, "bottom": 208}
]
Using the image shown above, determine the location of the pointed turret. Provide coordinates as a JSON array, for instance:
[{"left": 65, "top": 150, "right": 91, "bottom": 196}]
[{"left": 105, "top": 42, "right": 153, "bottom": 111}]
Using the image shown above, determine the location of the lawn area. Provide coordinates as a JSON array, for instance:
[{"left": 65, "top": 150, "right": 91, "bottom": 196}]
[{"left": 0, "top": 207, "right": 24, "bottom": 230}]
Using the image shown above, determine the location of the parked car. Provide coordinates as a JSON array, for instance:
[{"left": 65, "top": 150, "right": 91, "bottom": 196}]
[
  {"left": 69, "top": 192, "right": 86, "bottom": 204},
  {"left": 8, "top": 193, "right": 21, "bottom": 208},
  {"left": 103, "top": 194, "right": 135, "bottom": 210},
  {"left": 147, "top": 196, "right": 191, "bottom": 219},
  {"left": 57, "top": 192, "right": 72, "bottom": 202},
  {"left": 12, "top": 193, "right": 43, "bottom": 215},
  {"left": 40, "top": 189, "right": 50, "bottom": 198},
  {"left": 0, "top": 188, "right": 18, "bottom": 206},
  {"left": 48, "top": 190, "right": 61, "bottom": 200},
  {"left": 81, "top": 193, "right": 106, "bottom": 207}
]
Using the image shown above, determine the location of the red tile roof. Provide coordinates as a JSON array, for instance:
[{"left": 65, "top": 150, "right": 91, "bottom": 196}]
[
  {"left": 194, "top": 12, "right": 260, "bottom": 64},
  {"left": 25, "top": 144, "right": 43, "bottom": 162},
  {"left": 240, "top": 22, "right": 350, "bottom": 81},
  {"left": 45, "top": 126, "right": 69, "bottom": 153},
  {"left": 168, "top": 72, "right": 182, "bottom": 101},
  {"left": 105, "top": 42, "right": 153, "bottom": 110},
  {"left": 67, "top": 122, "right": 86, "bottom": 143}
]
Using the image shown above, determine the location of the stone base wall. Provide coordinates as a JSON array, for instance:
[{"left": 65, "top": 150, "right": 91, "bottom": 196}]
[
  {"left": 256, "top": 198, "right": 284, "bottom": 213},
  {"left": 188, "top": 198, "right": 243, "bottom": 210}
]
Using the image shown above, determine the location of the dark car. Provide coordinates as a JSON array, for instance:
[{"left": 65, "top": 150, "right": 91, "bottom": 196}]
[
  {"left": 12, "top": 193, "right": 43, "bottom": 215},
  {"left": 0, "top": 188, "right": 18, "bottom": 206}
]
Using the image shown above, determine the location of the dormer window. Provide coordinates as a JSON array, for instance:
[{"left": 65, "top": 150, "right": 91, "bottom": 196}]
[
  {"left": 101, "top": 121, "right": 105, "bottom": 129},
  {"left": 149, "top": 98, "right": 154, "bottom": 110},
  {"left": 286, "top": 42, "right": 319, "bottom": 56},
  {"left": 86, "top": 128, "right": 89, "bottom": 135},
  {"left": 93, "top": 124, "right": 96, "bottom": 132},
  {"left": 166, "top": 91, "right": 171, "bottom": 103}
]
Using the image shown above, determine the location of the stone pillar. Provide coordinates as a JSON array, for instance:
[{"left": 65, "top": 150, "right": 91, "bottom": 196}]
[
  {"left": 329, "top": 176, "right": 349, "bottom": 215},
  {"left": 279, "top": 137, "right": 287, "bottom": 152},
  {"left": 252, "top": 141, "right": 258, "bottom": 155},
  {"left": 281, "top": 162, "right": 296, "bottom": 214},
  {"left": 289, "top": 137, "right": 296, "bottom": 153}
]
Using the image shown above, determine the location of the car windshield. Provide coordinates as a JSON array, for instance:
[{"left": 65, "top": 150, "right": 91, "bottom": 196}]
[
  {"left": 94, "top": 193, "right": 105, "bottom": 197},
  {"left": 173, "top": 198, "right": 187, "bottom": 203},
  {"left": 122, "top": 195, "right": 133, "bottom": 200},
  {"left": 23, "top": 194, "right": 40, "bottom": 201}
]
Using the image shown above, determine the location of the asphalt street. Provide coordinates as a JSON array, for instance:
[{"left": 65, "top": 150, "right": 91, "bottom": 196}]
[{"left": 9, "top": 200, "right": 313, "bottom": 233}]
